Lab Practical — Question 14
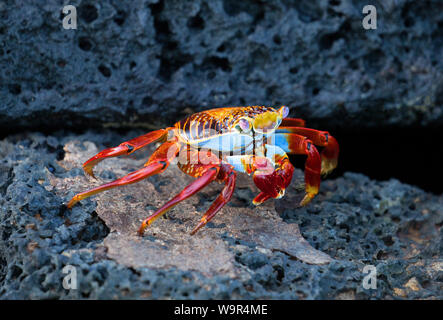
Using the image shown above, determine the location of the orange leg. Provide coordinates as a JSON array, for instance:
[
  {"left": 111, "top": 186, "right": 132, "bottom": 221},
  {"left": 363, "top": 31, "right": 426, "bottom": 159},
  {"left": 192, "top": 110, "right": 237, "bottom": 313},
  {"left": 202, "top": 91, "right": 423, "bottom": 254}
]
[
  {"left": 277, "top": 126, "right": 339, "bottom": 175},
  {"left": 190, "top": 165, "right": 236, "bottom": 235},
  {"left": 319, "top": 135, "right": 339, "bottom": 176},
  {"left": 83, "top": 128, "right": 173, "bottom": 178},
  {"left": 281, "top": 118, "right": 306, "bottom": 127},
  {"left": 137, "top": 165, "right": 219, "bottom": 235},
  {"left": 274, "top": 133, "right": 322, "bottom": 206},
  {"left": 67, "top": 139, "right": 180, "bottom": 208},
  {"left": 252, "top": 192, "right": 271, "bottom": 205},
  {"left": 137, "top": 151, "right": 238, "bottom": 236}
]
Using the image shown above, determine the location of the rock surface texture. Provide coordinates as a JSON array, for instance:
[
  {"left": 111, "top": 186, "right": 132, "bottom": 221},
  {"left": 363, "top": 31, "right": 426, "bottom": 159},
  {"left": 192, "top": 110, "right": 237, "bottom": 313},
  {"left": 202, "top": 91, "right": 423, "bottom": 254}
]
[
  {"left": 0, "top": 0, "right": 442, "bottom": 132},
  {"left": 0, "top": 0, "right": 442, "bottom": 300},
  {"left": 0, "top": 131, "right": 441, "bottom": 299}
]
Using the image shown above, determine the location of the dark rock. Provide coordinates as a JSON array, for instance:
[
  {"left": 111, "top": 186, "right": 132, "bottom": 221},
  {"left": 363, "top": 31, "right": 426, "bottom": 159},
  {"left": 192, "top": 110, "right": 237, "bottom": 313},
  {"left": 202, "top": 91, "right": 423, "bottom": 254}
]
[
  {"left": 1, "top": 0, "right": 442, "bottom": 133},
  {"left": 0, "top": 131, "right": 441, "bottom": 299}
]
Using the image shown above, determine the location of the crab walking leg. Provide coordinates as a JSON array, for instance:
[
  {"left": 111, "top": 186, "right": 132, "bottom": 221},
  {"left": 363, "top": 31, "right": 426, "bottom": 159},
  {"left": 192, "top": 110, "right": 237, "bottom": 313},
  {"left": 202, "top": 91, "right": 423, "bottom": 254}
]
[
  {"left": 280, "top": 117, "right": 306, "bottom": 127},
  {"left": 83, "top": 128, "right": 173, "bottom": 178},
  {"left": 190, "top": 166, "right": 237, "bottom": 235},
  {"left": 319, "top": 135, "right": 339, "bottom": 176},
  {"left": 67, "top": 140, "right": 180, "bottom": 209},
  {"left": 252, "top": 192, "right": 271, "bottom": 205},
  {"left": 275, "top": 133, "right": 322, "bottom": 206},
  {"left": 276, "top": 127, "right": 339, "bottom": 175},
  {"left": 138, "top": 166, "right": 220, "bottom": 235}
]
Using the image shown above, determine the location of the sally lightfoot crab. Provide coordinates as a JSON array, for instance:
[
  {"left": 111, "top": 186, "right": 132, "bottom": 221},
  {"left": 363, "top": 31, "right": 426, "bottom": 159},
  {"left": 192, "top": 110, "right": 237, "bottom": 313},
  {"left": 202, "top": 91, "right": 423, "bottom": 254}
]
[{"left": 67, "top": 106, "right": 339, "bottom": 235}]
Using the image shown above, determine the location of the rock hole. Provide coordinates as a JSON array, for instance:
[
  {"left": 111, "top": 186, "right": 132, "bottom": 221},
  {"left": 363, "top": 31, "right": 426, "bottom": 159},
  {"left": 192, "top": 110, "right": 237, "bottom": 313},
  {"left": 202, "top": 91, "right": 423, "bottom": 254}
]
[
  {"left": 98, "top": 64, "right": 111, "bottom": 77},
  {"left": 382, "top": 236, "right": 394, "bottom": 246},
  {"left": 114, "top": 10, "right": 126, "bottom": 26},
  {"left": 318, "top": 20, "right": 351, "bottom": 50},
  {"left": 289, "top": 67, "right": 298, "bottom": 74},
  {"left": 319, "top": 32, "right": 341, "bottom": 50},
  {"left": 158, "top": 50, "right": 192, "bottom": 81},
  {"left": 187, "top": 14, "right": 205, "bottom": 30},
  {"left": 79, "top": 4, "right": 98, "bottom": 23},
  {"left": 361, "top": 82, "right": 371, "bottom": 93},
  {"left": 57, "top": 59, "right": 66, "bottom": 67},
  {"left": 149, "top": 0, "right": 171, "bottom": 42},
  {"left": 217, "top": 43, "right": 227, "bottom": 52},
  {"left": 203, "top": 56, "right": 231, "bottom": 72},
  {"left": 421, "top": 280, "right": 431, "bottom": 289},
  {"left": 404, "top": 17, "right": 414, "bottom": 28},
  {"left": 142, "top": 96, "right": 153, "bottom": 106},
  {"left": 273, "top": 35, "right": 282, "bottom": 45},
  {"left": 401, "top": 4, "right": 415, "bottom": 28},
  {"left": 348, "top": 59, "right": 359, "bottom": 70},
  {"left": 8, "top": 84, "right": 21, "bottom": 95},
  {"left": 149, "top": 1, "right": 192, "bottom": 83},
  {"left": 56, "top": 146, "right": 66, "bottom": 161},
  {"left": 273, "top": 265, "right": 285, "bottom": 282},
  {"left": 78, "top": 37, "right": 92, "bottom": 51},
  {"left": 10, "top": 265, "right": 23, "bottom": 280}
]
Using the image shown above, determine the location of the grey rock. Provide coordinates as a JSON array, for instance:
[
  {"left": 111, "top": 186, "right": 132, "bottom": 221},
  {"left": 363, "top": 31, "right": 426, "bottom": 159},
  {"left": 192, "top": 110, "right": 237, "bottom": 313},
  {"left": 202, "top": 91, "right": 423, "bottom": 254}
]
[
  {"left": 0, "top": 131, "right": 441, "bottom": 299},
  {"left": 0, "top": 0, "right": 442, "bottom": 132}
]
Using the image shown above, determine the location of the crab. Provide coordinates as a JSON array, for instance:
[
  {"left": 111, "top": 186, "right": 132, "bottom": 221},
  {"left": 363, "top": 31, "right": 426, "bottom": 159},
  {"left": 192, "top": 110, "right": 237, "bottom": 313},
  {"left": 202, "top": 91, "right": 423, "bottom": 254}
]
[{"left": 67, "top": 106, "right": 339, "bottom": 235}]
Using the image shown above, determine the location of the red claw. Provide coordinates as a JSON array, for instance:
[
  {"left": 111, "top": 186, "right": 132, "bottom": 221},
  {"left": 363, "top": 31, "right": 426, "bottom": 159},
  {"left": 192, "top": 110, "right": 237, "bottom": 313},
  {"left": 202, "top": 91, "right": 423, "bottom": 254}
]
[{"left": 253, "top": 156, "right": 294, "bottom": 203}]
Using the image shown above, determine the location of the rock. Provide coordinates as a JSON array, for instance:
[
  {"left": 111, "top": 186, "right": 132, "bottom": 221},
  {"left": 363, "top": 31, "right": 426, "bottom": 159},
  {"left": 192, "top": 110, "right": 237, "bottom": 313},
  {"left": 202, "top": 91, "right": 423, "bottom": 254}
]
[
  {"left": 50, "top": 138, "right": 332, "bottom": 278},
  {"left": 0, "top": 131, "right": 441, "bottom": 299},
  {"left": 1, "top": 0, "right": 442, "bottom": 132}
]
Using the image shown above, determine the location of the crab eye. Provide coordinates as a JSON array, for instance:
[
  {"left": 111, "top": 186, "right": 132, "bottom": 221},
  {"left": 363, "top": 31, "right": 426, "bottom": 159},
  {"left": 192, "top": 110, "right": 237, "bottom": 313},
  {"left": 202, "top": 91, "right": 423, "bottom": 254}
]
[
  {"left": 236, "top": 118, "right": 251, "bottom": 132},
  {"left": 279, "top": 106, "right": 289, "bottom": 119}
]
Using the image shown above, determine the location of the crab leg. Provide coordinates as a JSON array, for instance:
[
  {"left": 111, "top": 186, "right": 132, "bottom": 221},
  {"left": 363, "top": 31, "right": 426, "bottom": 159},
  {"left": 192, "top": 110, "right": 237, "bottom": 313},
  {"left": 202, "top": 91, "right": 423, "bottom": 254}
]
[
  {"left": 280, "top": 117, "right": 306, "bottom": 127},
  {"left": 252, "top": 192, "right": 271, "bottom": 205},
  {"left": 274, "top": 133, "right": 322, "bottom": 206},
  {"left": 67, "top": 139, "right": 180, "bottom": 209},
  {"left": 138, "top": 165, "right": 220, "bottom": 235},
  {"left": 190, "top": 166, "right": 237, "bottom": 235},
  {"left": 277, "top": 127, "right": 339, "bottom": 175},
  {"left": 319, "top": 134, "right": 339, "bottom": 176},
  {"left": 83, "top": 128, "right": 173, "bottom": 178}
]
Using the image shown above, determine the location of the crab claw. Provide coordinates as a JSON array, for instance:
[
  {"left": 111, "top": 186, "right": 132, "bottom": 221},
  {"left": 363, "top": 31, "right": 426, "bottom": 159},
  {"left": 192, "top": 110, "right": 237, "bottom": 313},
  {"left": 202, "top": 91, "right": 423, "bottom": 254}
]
[{"left": 252, "top": 157, "right": 294, "bottom": 205}]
